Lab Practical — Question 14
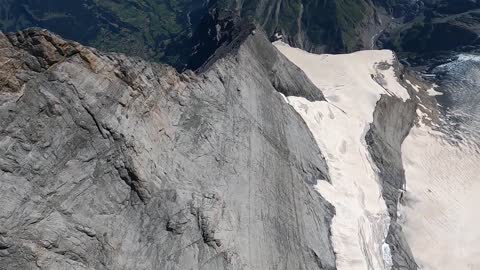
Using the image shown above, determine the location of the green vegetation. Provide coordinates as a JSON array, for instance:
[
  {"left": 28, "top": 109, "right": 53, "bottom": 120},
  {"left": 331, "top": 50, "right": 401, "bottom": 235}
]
[
  {"left": 0, "top": 0, "right": 375, "bottom": 65},
  {"left": 0, "top": 0, "right": 207, "bottom": 67},
  {"left": 2, "top": 0, "right": 480, "bottom": 68},
  {"left": 386, "top": 15, "right": 480, "bottom": 58},
  {"left": 277, "top": 0, "right": 303, "bottom": 34},
  {"left": 336, "top": 0, "right": 371, "bottom": 51}
]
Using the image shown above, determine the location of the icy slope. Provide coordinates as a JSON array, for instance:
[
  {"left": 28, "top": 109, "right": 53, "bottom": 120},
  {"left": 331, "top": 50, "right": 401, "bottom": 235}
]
[
  {"left": 274, "top": 42, "right": 410, "bottom": 270},
  {"left": 401, "top": 110, "right": 480, "bottom": 269}
]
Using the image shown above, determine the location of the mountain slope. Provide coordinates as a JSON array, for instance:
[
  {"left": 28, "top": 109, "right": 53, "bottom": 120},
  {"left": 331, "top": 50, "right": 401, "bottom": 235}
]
[
  {"left": 0, "top": 0, "right": 388, "bottom": 67},
  {"left": 0, "top": 0, "right": 209, "bottom": 66},
  {"left": 2, "top": 3, "right": 480, "bottom": 269},
  {"left": 3, "top": 0, "right": 480, "bottom": 69},
  {"left": 0, "top": 27, "right": 337, "bottom": 269},
  {"left": 377, "top": 0, "right": 480, "bottom": 66},
  {"left": 399, "top": 55, "right": 480, "bottom": 270},
  {"left": 216, "top": 0, "right": 378, "bottom": 53},
  {"left": 274, "top": 38, "right": 480, "bottom": 269},
  {"left": 275, "top": 43, "right": 418, "bottom": 270}
]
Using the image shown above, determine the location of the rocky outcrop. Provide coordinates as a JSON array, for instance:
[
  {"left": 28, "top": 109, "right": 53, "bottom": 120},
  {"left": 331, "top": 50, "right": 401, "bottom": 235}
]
[
  {"left": 366, "top": 68, "right": 423, "bottom": 269},
  {"left": 189, "top": 10, "right": 325, "bottom": 101},
  {"left": 0, "top": 28, "right": 335, "bottom": 269},
  {"left": 366, "top": 94, "right": 417, "bottom": 269}
]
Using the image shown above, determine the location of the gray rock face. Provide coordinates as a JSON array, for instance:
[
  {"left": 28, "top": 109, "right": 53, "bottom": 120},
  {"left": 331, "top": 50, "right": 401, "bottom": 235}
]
[
  {"left": 188, "top": 10, "right": 325, "bottom": 102},
  {"left": 366, "top": 69, "right": 420, "bottom": 270},
  {"left": 0, "top": 28, "right": 335, "bottom": 269},
  {"left": 366, "top": 94, "right": 417, "bottom": 270}
]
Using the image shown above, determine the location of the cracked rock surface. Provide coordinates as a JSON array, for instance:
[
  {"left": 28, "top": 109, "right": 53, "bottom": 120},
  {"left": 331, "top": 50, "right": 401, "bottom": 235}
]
[{"left": 0, "top": 28, "right": 335, "bottom": 270}]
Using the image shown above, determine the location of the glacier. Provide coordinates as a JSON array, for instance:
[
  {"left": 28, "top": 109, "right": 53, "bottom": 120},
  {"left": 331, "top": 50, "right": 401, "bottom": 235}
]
[
  {"left": 274, "top": 41, "right": 410, "bottom": 270},
  {"left": 275, "top": 41, "right": 480, "bottom": 270},
  {"left": 400, "top": 54, "right": 480, "bottom": 270}
]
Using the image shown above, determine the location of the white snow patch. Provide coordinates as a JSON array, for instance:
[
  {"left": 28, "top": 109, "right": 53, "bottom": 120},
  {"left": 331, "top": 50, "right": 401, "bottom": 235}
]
[
  {"left": 426, "top": 87, "right": 443, "bottom": 96},
  {"left": 273, "top": 32, "right": 283, "bottom": 40},
  {"left": 406, "top": 79, "right": 421, "bottom": 92},
  {"left": 401, "top": 120, "right": 480, "bottom": 269},
  {"left": 275, "top": 41, "right": 410, "bottom": 270},
  {"left": 382, "top": 242, "right": 393, "bottom": 268}
]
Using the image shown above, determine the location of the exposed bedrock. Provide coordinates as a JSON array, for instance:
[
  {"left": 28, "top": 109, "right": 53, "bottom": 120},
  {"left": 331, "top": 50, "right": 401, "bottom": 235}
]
[
  {"left": 189, "top": 9, "right": 325, "bottom": 102},
  {"left": 366, "top": 80, "right": 418, "bottom": 269},
  {"left": 0, "top": 27, "right": 335, "bottom": 270}
]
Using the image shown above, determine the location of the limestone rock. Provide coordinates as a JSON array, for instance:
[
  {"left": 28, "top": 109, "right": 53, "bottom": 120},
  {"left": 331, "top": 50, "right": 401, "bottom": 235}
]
[{"left": 0, "top": 28, "right": 335, "bottom": 270}]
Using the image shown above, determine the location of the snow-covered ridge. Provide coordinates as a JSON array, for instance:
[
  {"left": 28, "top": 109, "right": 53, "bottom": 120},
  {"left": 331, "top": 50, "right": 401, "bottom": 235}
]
[{"left": 274, "top": 41, "right": 410, "bottom": 270}]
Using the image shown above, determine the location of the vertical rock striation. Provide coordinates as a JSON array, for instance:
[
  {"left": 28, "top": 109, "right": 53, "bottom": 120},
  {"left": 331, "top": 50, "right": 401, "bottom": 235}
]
[
  {"left": 0, "top": 27, "right": 336, "bottom": 270},
  {"left": 365, "top": 69, "right": 421, "bottom": 269},
  {"left": 366, "top": 94, "right": 418, "bottom": 269}
]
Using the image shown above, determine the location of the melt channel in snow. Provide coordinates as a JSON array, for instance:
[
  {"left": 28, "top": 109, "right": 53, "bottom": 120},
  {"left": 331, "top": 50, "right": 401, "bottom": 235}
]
[{"left": 274, "top": 41, "right": 410, "bottom": 270}]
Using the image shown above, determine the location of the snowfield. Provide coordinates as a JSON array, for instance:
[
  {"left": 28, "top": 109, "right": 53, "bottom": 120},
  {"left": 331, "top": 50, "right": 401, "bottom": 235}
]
[
  {"left": 401, "top": 116, "right": 480, "bottom": 269},
  {"left": 275, "top": 41, "right": 480, "bottom": 270},
  {"left": 274, "top": 42, "right": 409, "bottom": 270}
]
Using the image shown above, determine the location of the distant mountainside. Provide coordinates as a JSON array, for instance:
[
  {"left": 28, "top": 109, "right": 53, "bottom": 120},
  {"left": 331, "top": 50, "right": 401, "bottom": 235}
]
[
  {"left": 377, "top": 0, "right": 480, "bottom": 67},
  {"left": 1, "top": 0, "right": 373, "bottom": 67},
  {"left": 2, "top": 0, "right": 480, "bottom": 68},
  {"left": 0, "top": 0, "right": 209, "bottom": 66},
  {"left": 4, "top": 24, "right": 478, "bottom": 270},
  {"left": 214, "top": 0, "right": 378, "bottom": 53},
  {"left": 2, "top": 2, "right": 480, "bottom": 270},
  {"left": 0, "top": 25, "right": 338, "bottom": 270}
]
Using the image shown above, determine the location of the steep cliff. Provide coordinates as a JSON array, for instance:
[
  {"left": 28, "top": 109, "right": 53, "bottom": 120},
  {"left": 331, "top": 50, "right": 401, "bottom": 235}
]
[
  {"left": 366, "top": 86, "right": 418, "bottom": 270},
  {"left": 0, "top": 28, "right": 336, "bottom": 269}
]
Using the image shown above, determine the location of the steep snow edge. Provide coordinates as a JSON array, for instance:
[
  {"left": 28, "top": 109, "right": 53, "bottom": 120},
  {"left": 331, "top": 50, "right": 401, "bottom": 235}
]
[{"left": 275, "top": 41, "right": 413, "bottom": 270}]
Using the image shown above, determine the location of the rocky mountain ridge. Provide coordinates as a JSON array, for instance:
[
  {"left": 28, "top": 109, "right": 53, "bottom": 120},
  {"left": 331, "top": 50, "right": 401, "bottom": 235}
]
[
  {"left": 0, "top": 13, "right": 448, "bottom": 267},
  {"left": 0, "top": 26, "right": 338, "bottom": 269}
]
